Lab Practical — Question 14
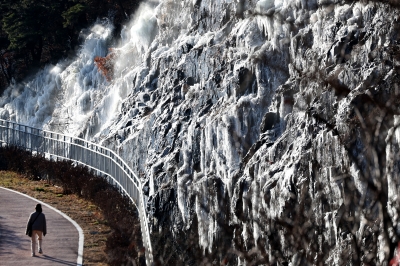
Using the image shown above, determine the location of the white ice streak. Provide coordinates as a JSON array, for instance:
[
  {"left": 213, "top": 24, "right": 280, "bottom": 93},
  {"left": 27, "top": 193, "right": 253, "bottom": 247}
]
[
  {"left": 0, "top": 65, "right": 60, "bottom": 127},
  {"left": 0, "top": 22, "right": 112, "bottom": 130},
  {"left": 55, "top": 23, "right": 113, "bottom": 135},
  {"left": 115, "top": 3, "right": 158, "bottom": 73}
]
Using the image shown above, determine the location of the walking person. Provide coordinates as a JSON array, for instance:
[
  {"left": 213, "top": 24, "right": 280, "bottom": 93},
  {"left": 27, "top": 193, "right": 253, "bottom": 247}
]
[{"left": 26, "top": 203, "right": 47, "bottom": 256}]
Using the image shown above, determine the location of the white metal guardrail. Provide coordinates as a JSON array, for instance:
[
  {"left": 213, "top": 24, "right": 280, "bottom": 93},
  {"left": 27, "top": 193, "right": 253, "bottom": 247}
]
[{"left": 0, "top": 119, "right": 153, "bottom": 265}]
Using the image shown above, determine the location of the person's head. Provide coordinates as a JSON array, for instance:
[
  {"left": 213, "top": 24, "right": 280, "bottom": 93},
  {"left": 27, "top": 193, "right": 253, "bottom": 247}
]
[{"left": 35, "top": 204, "right": 42, "bottom": 213}]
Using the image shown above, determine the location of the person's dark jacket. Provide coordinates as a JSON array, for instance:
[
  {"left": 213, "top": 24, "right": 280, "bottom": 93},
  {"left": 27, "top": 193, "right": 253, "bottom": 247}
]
[{"left": 26, "top": 212, "right": 47, "bottom": 236}]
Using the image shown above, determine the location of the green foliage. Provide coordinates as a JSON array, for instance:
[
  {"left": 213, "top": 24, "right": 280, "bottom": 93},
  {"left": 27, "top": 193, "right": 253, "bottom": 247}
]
[
  {"left": 62, "top": 4, "right": 86, "bottom": 28},
  {"left": 2, "top": 1, "right": 47, "bottom": 52}
]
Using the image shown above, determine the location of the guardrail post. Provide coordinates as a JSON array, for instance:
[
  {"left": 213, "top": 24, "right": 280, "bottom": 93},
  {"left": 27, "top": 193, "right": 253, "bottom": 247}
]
[
  {"left": 11, "top": 122, "right": 14, "bottom": 145},
  {"left": 5, "top": 121, "right": 8, "bottom": 145}
]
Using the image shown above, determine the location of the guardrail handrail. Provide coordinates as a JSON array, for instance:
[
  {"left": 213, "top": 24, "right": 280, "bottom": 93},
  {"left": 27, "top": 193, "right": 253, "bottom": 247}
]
[{"left": 0, "top": 119, "right": 153, "bottom": 265}]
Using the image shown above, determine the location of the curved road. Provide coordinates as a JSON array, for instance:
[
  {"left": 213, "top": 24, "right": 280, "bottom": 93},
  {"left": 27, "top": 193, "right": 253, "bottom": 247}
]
[{"left": 0, "top": 187, "right": 83, "bottom": 265}]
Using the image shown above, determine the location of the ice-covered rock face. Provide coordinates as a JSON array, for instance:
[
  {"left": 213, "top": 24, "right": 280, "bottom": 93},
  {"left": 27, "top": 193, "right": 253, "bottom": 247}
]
[
  {"left": 99, "top": 0, "right": 400, "bottom": 264},
  {"left": 3, "top": 0, "right": 400, "bottom": 264}
]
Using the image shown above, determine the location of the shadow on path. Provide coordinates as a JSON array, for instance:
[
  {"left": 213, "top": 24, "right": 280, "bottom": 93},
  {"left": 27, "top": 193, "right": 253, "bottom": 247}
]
[
  {"left": 36, "top": 254, "right": 77, "bottom": 265},
  {"left": 0, "top": 216, "right": 29, "bottom": 256}
]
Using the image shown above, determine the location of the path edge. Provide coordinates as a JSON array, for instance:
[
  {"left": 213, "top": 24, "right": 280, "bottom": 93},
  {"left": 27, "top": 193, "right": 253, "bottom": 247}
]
[{"left": 0, "top": 186, "right": 84, "bottom": 266}]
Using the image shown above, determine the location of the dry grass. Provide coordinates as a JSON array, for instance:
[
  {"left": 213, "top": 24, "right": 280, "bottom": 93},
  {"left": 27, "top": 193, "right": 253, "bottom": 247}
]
[{"left": 0, "top": 170, "right": 109, "bottom": 265}]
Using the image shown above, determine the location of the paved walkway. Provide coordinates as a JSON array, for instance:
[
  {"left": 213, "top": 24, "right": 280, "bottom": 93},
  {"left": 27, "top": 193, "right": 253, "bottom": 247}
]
[{"left": 0, "top": 187, "right": 83, "bottom": 265}]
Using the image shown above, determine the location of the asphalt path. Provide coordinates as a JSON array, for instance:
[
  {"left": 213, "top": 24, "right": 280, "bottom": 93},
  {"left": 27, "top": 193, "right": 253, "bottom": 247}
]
[{"left": 0, "top": 187, "right": 83, "bottom": 265}]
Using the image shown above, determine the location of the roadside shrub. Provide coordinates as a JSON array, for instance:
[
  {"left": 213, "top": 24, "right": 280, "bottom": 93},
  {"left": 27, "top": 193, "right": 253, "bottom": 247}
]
[{"left": 94, "top": 49, "right": 117, "bottom": 81}]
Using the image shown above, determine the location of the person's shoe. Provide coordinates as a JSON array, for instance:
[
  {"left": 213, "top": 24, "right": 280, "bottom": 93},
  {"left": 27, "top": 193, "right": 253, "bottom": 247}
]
[
  {"left": 31, "top": 253, "right": 35, "bottom": 257},
  {"left": 38, "top": 248, "right": 42, "bottom": 254}
]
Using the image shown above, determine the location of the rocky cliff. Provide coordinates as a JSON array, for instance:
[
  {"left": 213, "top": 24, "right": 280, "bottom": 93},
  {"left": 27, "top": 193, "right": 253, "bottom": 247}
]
[{"left": 93, "top": 0, "right": 400, "bottom": 264}]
